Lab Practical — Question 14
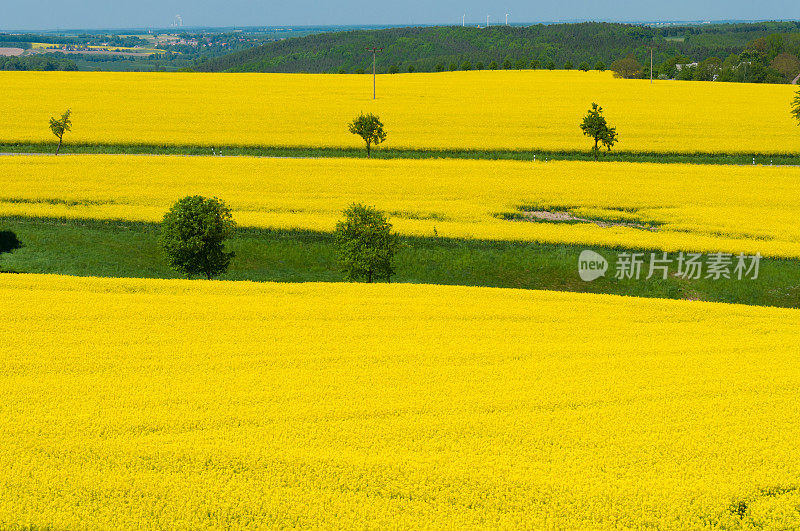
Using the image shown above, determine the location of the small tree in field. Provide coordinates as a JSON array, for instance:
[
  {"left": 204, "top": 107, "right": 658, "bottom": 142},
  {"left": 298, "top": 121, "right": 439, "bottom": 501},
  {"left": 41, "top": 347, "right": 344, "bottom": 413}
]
[
  {"left": 49, "top": 109, "right": 71, "bottom": 155},
  {"left": 0, "top": 230, "right": 22, "bottom": 270},
  {"left": 348, "top": 112, "right": 387, "bottom": 158},
  {"left": 335, "top": 203, "right": 399, "bottom": 283},
  {"left": 580, "top": 103, "right": 619, "bottom": 161},
  {"left": 792, "top": 88, "right": 800, "bottom": 125},
  {"left": 159, "top": 196, "right": 236, "bottom": 280}
]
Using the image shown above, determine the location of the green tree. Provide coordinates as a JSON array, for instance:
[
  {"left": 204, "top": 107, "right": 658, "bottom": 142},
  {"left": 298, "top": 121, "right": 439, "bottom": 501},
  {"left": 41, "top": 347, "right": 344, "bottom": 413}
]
[
  {"left": 771, "top": 52, "right": 800, "bottom": 81},
  {"left": 159, "top": 196, "right": 236, "bottom": 280},
  {"left": 348, "top": 112, "right": 387, "bottom": 158},
  {"left": 48, "top": 109, "right": 71, "bottom": 155},
  {"left": 546, "top": 60, "right": 556, "bottom": 70},
  {"left": 0, "top": 230, "right": 22, "bottom": 272},
  {"left": 594, "top": 61, "right": 606, "bottom": 71},
  {"left": 461, "top": 60, "right": 472, "bottom": 71},
  {"left": 388, "top": 64, "right": 399, "bottom": 74},
  {"left": 407, "top": 64, "right": 416, "bottom": 73},
  {"left": 515, "top": 58, "right": 528, "bottom": 70},
  {"left": 449, "top": 62, "right": 458, "bottom": 71},
  {"left": 563, "top": 61, "right": 573, "bottom": 70},
  {"left": 578, "top": 61, "right": 590, "bottom": 71},
  {"left": 792, "top": 88, "right": 800, "bottom": 125},
  {"left": 677, "top": 64, "right": 697, "bottom": 81},
  {"left": 530, "top": 59, "right": 541, "bottom": 70},
  {"left": 694, "top": 57, "right": 722, "bottom": 81},
  {"left": 722, "top": 54, "right": 741, "bottom": 71},
  {"left": 334, "top": 203, "right": 400, "bottom": 283},
  {"left": 660, "top": 54, "right": 691, "bottom": 79},
  {"left": 0, "top": 230, "right": 22, "bottom": 254},
  {"left": 476, "top": 61, "right": 485, "bottom": 70},
  {"left": 489, "top": 61, "right": 498, "bottom": 70},
  {"left": 611, "top": 55, "right": 642, "bottom": 79},
  {"left": 579, "top": 103, "right": 619, "bottom": 161},
  {"left": 503, "top": 59, "right": 512, "bottom": 69}
]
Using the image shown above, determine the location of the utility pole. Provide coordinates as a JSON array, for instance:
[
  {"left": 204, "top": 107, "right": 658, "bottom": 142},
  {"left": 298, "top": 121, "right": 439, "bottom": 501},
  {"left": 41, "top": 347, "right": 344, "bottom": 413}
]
[{"left": 367, "top": 47, "right": 383, "bottom": 100}]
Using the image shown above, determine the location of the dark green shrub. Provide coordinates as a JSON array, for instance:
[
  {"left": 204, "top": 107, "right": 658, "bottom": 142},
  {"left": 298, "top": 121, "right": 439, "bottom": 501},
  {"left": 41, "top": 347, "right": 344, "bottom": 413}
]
[
  {"left": 334, "top": 204, "right": 400, "bottom": 283},
  {"left": 159, "top": 196, "right": 236, "bottom": 280}
]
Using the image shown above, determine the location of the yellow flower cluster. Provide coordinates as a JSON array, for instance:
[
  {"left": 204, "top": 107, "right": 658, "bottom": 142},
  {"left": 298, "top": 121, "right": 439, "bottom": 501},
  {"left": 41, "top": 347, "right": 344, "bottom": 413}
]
[
  {"left": 3, "top": 154, "right": 800, "bottom": 257},
  {"left": 0, "top": 70, "right": 797, "bottom": 153},
  {"left": 2, "top": 273, "right": 799, "bottom": 528}
]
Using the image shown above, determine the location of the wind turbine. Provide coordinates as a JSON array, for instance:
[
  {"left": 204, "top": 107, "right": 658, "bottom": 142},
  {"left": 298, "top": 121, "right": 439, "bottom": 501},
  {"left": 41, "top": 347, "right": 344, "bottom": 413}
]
[
  {"left": 487, "top": 14, "right": 490, "bottom": 27},
  {"left": 462, "top": 13, "right": 466, "bottom": 27},
  {"left": 506, "top": 13, "right": 510, "bottom": 26}
]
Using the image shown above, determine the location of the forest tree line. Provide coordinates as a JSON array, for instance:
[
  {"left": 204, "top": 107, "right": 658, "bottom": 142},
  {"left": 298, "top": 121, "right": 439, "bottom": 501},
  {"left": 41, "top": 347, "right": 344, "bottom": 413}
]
[{"left": 195, "top": 21, "right": 800, "bottom": 83}]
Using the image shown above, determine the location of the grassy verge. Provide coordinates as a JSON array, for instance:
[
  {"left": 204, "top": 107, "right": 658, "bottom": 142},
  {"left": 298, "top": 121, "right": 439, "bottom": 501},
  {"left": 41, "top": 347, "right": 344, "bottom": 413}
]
[
  {"left": 2, "top": 216, "right": 798, "bottom": 308},
  {"left": 2, "top": 142, "right": 799, "bottom": 165}
]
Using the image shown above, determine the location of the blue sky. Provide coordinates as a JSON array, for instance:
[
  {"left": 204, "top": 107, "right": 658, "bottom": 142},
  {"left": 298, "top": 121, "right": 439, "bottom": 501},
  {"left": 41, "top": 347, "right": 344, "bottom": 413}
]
[{"left": 3, "top": 0, "right": 800, "bottom": 31}]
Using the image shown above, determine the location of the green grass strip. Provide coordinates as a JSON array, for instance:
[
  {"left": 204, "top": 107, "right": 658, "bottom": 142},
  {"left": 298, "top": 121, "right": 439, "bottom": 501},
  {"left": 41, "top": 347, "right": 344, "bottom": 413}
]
[
  {"left": 2, "top": 216, "right": 798, "bottom": 309},
  {"left": 2, "top": 142, "right": 800, "bottom": 165}
]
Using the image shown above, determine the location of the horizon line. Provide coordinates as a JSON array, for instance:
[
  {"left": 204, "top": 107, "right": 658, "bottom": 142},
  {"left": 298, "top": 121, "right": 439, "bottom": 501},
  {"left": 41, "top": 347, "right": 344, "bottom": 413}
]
[{"left": 2, "top": 18, "right": 799, "bottom": 33}]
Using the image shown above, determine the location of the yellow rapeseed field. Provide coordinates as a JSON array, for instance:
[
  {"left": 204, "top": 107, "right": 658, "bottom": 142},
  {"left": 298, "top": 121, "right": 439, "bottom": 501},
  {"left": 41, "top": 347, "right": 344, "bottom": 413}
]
[
  {"left": 0, "top": 70, "right": 797, "bottom": 153},
  {"left": 2, "top": 154, "right": 800, "bottom": 257},
  {"left": 2, "top": 273, "right": 799, "bottom": 528}
]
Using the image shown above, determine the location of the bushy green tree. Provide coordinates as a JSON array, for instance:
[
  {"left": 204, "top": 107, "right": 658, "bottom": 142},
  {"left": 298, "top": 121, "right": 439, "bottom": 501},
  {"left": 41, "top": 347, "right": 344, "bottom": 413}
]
[
  {"left": 334, "top": 203, "right": 400, "bottom": 283},
  {"left": 530, "top": 59, "right": 541, "bottom": 70},
  {"left": 578, "top": 61, "right": 590, "bottom": 71},
  {"left": 660, "top": 54, "right": 691, "bottom": 79},
  {"left": 772, "top": 52, "right": 800, "bottom": 82},
  {"left": 594, "top": 61, "right": 606, "bottom": 71},
  {"left": 489, "top": 61, "right": 498, "bottom": 70},
  {"left": 580, "top": 103, "right": 619, "bottom": 161},
  {"left": 159, "top": 196, "right": 236, "bottom": 280},
  {"left": 48, "top": 109, "right": 71, "bottom": 155},
  {"left": 461, "top": 61, "right": 472, "bottom": 71},
  {"left": 0, "top": 231, "right": 21, "bottom": 254},
  {"left": 611, "top": 55, "right": 642, "bottom": 78},
  {"left": 563, "top": 61, "right": 573, "bottom": 70},
  {"left": 476, "top": 61, "right": 485, "bottom": 70},
  {"left": 0, "top": 230, "right": 22, "bottom": 272},
  {"left": 694, "top": 57, "right": 722, "bottom": 81},
  {"left": 388, "top": 64, "right": 399, "bottom": 74},
  {"left": 348, "top": 112, "right": 387, "bottom": 158}
]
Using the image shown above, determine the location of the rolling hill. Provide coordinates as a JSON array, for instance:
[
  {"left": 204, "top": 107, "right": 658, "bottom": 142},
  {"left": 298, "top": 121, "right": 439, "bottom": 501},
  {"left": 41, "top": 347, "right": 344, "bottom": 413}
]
[{"left": 194, "top": 21, "right": 800, "bottom": 76}]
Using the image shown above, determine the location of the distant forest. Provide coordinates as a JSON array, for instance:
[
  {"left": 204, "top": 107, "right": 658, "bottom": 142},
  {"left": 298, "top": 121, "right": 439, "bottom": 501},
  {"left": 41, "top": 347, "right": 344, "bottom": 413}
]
[
  {"left": 0, "top": 54, "right": 78, "bottom": 71},
  {"left": 194, "top": 21, "right": 800, "bottom": 83}
]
